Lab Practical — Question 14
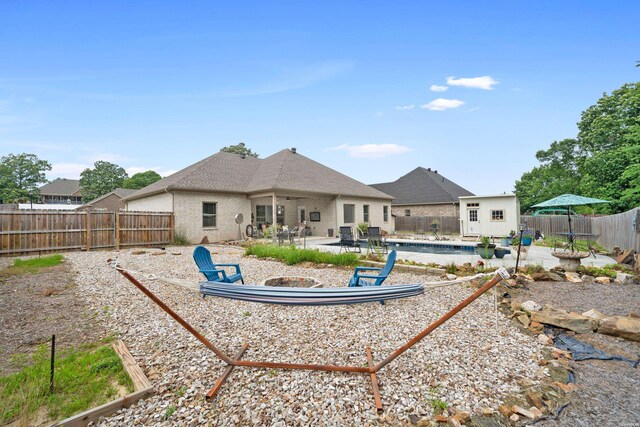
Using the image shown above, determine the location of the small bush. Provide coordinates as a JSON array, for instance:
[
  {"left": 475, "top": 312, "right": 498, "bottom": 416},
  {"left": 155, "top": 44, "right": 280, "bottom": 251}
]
[
  {"left": 524, "top": 263, "right": 545, "bottom": 275},
  {"left": 172, "top": 227, "right": 190, "bottom": 246},
  {"left": 577, "top": 265, "right": 618, "bottom": 278},
  {"left": 444, "top": 262, "right": 457, "bottom": 275},
  {"left": 245, "top": 244, "right": 358, "bottom": 266}
]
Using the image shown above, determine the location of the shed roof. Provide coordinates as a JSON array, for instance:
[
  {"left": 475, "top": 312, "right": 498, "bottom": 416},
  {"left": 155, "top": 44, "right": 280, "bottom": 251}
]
[
  {"left": 370, "top": 167, "right": 474, "bottom": 205},
  {"left": 124, "top": 149, "right": 392, "bottom": 201}
]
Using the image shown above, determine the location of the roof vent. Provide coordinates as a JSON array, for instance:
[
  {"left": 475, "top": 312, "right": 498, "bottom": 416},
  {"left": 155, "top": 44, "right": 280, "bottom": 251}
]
[
  {"left": 427, "top": 167, "right": 431, "bottom": 171},
  {"left": 291, "top": 147, "right": 297, "bottom": 154},
  {"left": 240, "top": 153, "right": 246, "bottom": 159},
  {"left": 434, "top": 170, "right": 438, "bottom": 174}
]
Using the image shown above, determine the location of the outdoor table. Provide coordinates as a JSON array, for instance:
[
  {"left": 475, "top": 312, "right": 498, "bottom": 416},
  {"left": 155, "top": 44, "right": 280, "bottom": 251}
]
[{"left": 550, "top": 232, "right": 600, "bottom": 257}]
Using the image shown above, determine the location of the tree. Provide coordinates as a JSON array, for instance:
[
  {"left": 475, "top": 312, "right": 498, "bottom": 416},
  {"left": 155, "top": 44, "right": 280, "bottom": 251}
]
[
  {"left": 0, "top": 153, "right": 51, "bottom": 203},
  {"left": 515, "top": 82, "right": 640, "bottom": 214},
  {"left": 220, "top": 142, "right": 259, "bottom": 158},
  {"left": 79, "top": 161, "right": 128, "bottom": 202},
  {"left": 122, "top": 170, "right": 162, "bottom": 189}
]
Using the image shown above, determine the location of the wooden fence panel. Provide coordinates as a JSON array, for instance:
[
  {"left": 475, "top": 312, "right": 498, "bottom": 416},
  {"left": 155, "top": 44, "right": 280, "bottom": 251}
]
[
  {"left": 520, "top": 215, "right": 592, "bottom": 237},
  {"left": 592, "top": 207, "right": 640, "bottom": 252},
  {"left": 0, "top": 210, "right": 173, "bottom": 256},
  {"left": 394, "top": 216, "right": 460, "bottom": 234}
]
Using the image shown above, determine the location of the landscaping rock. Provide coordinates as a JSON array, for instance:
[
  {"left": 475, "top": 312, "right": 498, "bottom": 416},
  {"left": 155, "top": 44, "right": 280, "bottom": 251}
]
[
  {"left": 597, "top": 315, "right": 640, "bottom": 341},
  {"left": 531, "top": 271, "right": 564, "bottom": 282},
  {"left": 446, "top": 273, "right": 457, "bottom": 280},
  {"left": 580, "top": 274, "right": 595, "bottom": 284},
  {"left": 616, "top": 272, "right": 636, "bottom": 285},
  {"left": 538, "top": 334, "right": 552, "bottom": 345},
  {"left": 517, "top": 314, "right": 530, "bottom": 328},
  {"left": 581, "top": 309, "right": 607, "bottom": 322},
  {"left": 531, "top": 307, "right": 598, "bottom": 334},
  {"left": 594, "top": 276, "right": 611, "bottom": 284},
  {"left": 564, "top": 272, "right": 582, "bottom": 283},
  {"left": 616, "top": 249, "right": 635, "bottom": 264},
  {"left": 529, "top": 321, "right": 544, "bottom": 334},
  {"left": 521, "top": 300, "right": 542, "bottom": 313}
]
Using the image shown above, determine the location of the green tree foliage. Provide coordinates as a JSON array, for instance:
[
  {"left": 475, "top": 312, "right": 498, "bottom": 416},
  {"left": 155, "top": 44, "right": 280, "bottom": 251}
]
[
  {"left": 220, "top": 142, "right": 259, "bottom": 158},
  {"left": 0, "top": 153, "right": 51, "bottom": 203},
  {"left": 515, "top": 82, "right": 640, "bottom": 213},
  {"left": 122, "top": 170, "right": 162, "bottom": 189},
  {"left": 79, "top": 161, "right": 128, "bottom": 202}
]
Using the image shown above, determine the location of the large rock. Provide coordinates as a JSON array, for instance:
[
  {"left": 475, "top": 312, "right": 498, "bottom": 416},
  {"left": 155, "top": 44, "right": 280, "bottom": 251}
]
[
  {"left": 582, "top": 309, "right": 607, "bottom": 321},
  {"left": 597, "top": 315, "right": 640, "bottom": 341},
  {"left": 616, "top": 272, "right": 636, "bottom": 285},
  {"left": 531, "top": 271, "right": 565, "bottom": 282},
  {"left": 564, "top": 272, "right": 582, "bottom": 283},
  {"left": 594, "top": 276, "right": 611, "bottom": 284},
  {"left": 522, "top": 300, "right": 542, "bottom": 312},
  {"left": 616, "top": 249, "right": 636, "bottom": 264},
  {"left": 531, "top": 307, "right": 598, "bottom": 334}
]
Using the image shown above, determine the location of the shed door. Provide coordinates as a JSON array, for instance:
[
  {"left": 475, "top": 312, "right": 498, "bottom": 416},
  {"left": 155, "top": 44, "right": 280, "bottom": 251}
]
[{"left": 467, "top": 209, "right": 479, "bottom": 235}]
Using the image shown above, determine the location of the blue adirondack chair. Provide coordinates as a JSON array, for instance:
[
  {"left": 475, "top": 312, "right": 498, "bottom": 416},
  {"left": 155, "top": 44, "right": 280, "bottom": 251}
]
[
  {"left": 348, "top": 250, "right": 397, "bottom": 287},
  {"left": 193, "top": 246, "right": 244, "bottom": 284}
]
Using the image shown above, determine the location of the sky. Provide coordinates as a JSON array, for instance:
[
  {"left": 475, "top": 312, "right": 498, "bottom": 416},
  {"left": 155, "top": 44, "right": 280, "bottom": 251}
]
[{"left": 1, "top": 1, "right": 639, "bottom": 195}]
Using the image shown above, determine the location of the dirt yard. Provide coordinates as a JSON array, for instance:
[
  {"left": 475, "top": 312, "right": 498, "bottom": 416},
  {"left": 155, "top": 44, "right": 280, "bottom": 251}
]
[{"left": 0, "top": 261, "right": 108, "bottom": 375}]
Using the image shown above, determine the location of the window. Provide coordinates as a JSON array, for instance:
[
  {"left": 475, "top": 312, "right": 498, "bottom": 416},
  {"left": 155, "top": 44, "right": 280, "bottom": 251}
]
[
  {"left": 203, "top": 202, "right": 217, "bottom": 227},
  {"left": 256, "top": 205, "right": 284, "bottom": 225},
  {"left": 468, "top": 209, "right": 478, "bottom": 222},
  {"left": 467, "top": 203, "right": 479, "bottom": 207},
  {"left": 383, "top": 205, "right": 389, "bottom": 222},
  {"left": 343, "top": 204, "right": 355, "bottom": 223},
  {"left": 363, "top": 205, "right": 369, "bottom": 222},
  {"left": 404, "top": 209, "right": 411, "bottom": 217},
  {"left": 491, "top": 210, "right": 505, "bottom": 221}
]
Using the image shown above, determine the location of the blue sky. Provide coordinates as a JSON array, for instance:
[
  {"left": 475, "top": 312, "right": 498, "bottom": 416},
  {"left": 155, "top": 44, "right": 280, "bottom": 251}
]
[{"left": 1, "top": 1, "right": 638, "bottom": 195}]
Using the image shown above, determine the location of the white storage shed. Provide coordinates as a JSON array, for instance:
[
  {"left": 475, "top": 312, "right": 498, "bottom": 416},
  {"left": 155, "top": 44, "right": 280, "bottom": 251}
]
[{"left": 459, "top": 194, "right": 520, "bottom": 237}]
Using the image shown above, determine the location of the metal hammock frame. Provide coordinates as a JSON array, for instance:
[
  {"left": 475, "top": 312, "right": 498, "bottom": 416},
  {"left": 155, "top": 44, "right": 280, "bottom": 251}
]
[{"left": 112, "top": 263, "right": 509, "bottom": 412}]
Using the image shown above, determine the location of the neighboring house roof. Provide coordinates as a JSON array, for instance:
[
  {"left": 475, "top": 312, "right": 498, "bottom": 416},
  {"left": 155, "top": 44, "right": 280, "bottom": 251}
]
[
  {"left": 370, "top": 167, "right": 474, "bottom": 205},
  {"left": 39, "top": 178, "right": 81, "bottom": 196},
  {"left": 124, "top": 149, "right": 392, "bottom": 201},
  {"left": 79, "top": 188, "right": 138, "bottom": 208}
]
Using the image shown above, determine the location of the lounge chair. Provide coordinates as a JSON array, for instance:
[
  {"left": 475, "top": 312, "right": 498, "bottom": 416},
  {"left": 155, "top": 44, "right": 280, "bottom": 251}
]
[
  {"left": 193, "top": 246, "right": 244, "bottom": 284},
  {"left": 339, "top": 226, "right": 361, "bottom": 253},
  {"left": 348, "top": 250, "right": 397, "bottom": 287},
  {"left": 367, "top": 226, "right": 388, "bottom": 254}
]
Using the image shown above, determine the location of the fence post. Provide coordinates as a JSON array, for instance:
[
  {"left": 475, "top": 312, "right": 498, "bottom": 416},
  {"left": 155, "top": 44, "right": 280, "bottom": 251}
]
[
  {"left": 115, "top": 210, "right": 120, "bottom": 251},
  {"left": 86, "top": 210, "right": 91, "bottom": 252}
]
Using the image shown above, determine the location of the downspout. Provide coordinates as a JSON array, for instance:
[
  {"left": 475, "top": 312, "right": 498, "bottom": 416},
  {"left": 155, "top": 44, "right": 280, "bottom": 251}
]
[{"left": 335, "top": 194, "right": 341, "bottom": 232}]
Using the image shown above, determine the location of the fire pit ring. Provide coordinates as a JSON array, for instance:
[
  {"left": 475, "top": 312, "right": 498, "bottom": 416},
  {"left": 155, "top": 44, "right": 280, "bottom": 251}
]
[{"left": 261, "top": 276, "right": 323, "bottom": 288}]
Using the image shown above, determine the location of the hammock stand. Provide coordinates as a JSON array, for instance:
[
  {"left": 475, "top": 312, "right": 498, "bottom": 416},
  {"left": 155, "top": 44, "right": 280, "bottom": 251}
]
[{"left": 112, "top": 264, "right": 509, "bottom": 412}]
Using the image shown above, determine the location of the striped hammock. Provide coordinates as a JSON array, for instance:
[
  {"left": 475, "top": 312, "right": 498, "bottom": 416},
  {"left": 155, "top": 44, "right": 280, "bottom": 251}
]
[{"left": 199, "top": 282, "right": 424, "bottom": 306}]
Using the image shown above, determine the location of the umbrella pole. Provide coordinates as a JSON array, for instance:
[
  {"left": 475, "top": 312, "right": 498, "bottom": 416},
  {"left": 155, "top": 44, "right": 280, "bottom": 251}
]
[{"left": 567, "top": 205, "right": 574, "bottom": 251}]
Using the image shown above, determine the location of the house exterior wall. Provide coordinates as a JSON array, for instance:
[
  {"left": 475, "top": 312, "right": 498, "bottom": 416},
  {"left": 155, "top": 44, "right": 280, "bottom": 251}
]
[
  {"left": 459, "top": 196, "right": 520, "bottom": 237},
  {"left": 173, "top": 192, "right": 251, "bottom": 242},
  {"left": 392, "top": 203, "right": 459, "bottom": 217},
  {"left": 87, "top": 194, "right": 125, "bottom": 211},
  {"left": 126, "top": 192, "right": 173, "bottom": 212},
  {"left": 335, "top": 197, "right": 393, "bottom": 233}
]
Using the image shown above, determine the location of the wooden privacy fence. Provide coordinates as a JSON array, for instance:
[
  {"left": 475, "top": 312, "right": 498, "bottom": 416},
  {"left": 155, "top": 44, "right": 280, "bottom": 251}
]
[
  {"left": 0, "top": 210, "right": 174, "bottom": 256},
  {"left": 592, "top": 207, "right": 640, "bottom": 252},
  {"left": 520, "top": 215, "right": 592, "bottom": 237},
  {"left": 394, "top": 216, "right": 460, "bottom": 234}
]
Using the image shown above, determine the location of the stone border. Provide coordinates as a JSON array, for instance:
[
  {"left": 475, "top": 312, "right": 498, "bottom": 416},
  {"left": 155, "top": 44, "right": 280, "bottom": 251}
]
[
  {"left": 53, "top": 340, "right": 154, "bottom": 427},
  {"left": 360, "top": 259, "right": 446, "bottom": 275}
]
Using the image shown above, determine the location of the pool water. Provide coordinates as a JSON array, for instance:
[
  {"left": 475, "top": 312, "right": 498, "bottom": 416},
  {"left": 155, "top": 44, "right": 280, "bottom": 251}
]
[{"left": 324, "top": 240, "right": 478, "bottom": 255}]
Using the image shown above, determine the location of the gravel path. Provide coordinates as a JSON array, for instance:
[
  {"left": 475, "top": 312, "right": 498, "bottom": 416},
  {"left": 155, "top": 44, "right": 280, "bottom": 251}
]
[
  {"left": 61, "top": 245, "right": 545, "bottom": 426},
  {"left": 510, "top": 281, "right": 640, "bottom": 426}
]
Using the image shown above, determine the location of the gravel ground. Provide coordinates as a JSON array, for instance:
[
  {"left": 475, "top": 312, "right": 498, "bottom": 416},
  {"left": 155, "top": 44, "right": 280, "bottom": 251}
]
[
  {"left": 510, "top": 281, "right": 640, "bottom": 427},
  {"left": 59, "top": 245, "right": 545, "bottom": 426}
]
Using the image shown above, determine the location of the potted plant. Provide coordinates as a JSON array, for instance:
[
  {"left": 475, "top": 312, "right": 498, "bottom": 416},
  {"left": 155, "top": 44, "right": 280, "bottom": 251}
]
[
  {"left": 500, "top": 235, "right": 511, "bottom": 246},
  {"left": 521, "top": 232, "right": 533, "bottom": 246},
  {"left": 476, "top": 235, "right": 495, "bottom": 259},
  {"left": 494, "top": 247, "right": 510, "bottom": 258}
]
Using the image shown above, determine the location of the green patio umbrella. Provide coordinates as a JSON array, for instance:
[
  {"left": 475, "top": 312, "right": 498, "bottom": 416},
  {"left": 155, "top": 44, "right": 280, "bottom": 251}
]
[{"left": 532, "top": 194, "right": 609, "bottom": 250}]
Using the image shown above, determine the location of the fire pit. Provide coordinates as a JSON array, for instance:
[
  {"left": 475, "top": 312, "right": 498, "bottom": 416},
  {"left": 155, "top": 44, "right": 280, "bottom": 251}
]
[{"left": 261, "top": 277, "right": 323, "bottom": 288}]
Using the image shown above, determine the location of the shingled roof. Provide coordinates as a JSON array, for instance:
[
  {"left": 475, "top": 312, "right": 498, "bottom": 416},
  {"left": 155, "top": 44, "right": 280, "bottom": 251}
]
[
  {"left": 370, "top": 167, "right": 474, "bottom": 205},
  {"left": 124, "top": 149, "right": 392, "bottom": 201},
  {"left": 39, "top": 178, "right": 81, "bottom": 196}
]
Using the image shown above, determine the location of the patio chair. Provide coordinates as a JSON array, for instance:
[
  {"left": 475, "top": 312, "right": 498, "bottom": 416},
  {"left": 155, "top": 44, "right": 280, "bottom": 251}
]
[
  {"left": 367, "top": 226, "right": 388, "bottom": 254},
  {"left": 339, "top": 226, "right": 361, "bottom": 253},
  {"left": 193, "top": 246, "right": 244, "bottom": 284},
  {"left": 348, "top": 250, "right": 397, "bottom": 287}
]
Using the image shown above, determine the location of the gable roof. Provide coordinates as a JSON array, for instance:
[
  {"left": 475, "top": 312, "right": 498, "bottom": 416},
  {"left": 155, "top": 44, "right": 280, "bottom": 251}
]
[
  {"left": 370, "top": 167, "right": 474, "bottom": 205},
  {"left": 39, "top": 178, "right": 81, "bottom": 196},
  {"left": 124, "top": 149, "right": 392, "bottom": 201},
  {"left": 79, "top": 188, "right": 138, "bottom": 208}
]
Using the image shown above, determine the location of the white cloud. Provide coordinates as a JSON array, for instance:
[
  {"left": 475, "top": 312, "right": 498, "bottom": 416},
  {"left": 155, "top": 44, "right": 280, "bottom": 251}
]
[
  {"left": 430, "top": 85, "right": 448, "bottom": 92},
  {"left": 330, "top": 143, "right": 411, "bottom": 159},
  {"left": 420, "top": 98, "right": 465, "bottom": 111},
  {"left": 446, "top": 75, "right": 498, "bottom": 90},
  {"left": 395, "top": 105, "right": 415, "bottom": 110},
  {"left": 49, "top": 163, "right": 88, "bottom": 179}
]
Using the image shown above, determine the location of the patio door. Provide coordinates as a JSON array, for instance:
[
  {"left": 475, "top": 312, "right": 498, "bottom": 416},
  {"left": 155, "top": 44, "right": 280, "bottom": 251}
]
[
  {"left": 298, "top": 206, "right": 306, "bottom": 223},
  {"left": 467, "top": 208, "right": 480, "bottom": 235}
]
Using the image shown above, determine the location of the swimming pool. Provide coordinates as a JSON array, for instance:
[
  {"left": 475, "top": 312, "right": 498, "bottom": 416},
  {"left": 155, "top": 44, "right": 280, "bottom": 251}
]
[{"left": 323, "top": 240, "right": 478, "bottom": 255}]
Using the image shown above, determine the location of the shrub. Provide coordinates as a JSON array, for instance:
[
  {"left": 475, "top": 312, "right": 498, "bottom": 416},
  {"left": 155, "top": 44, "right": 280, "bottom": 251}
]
[{"left": 172, "top": 227, "right": 190, "bottom": 246}]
